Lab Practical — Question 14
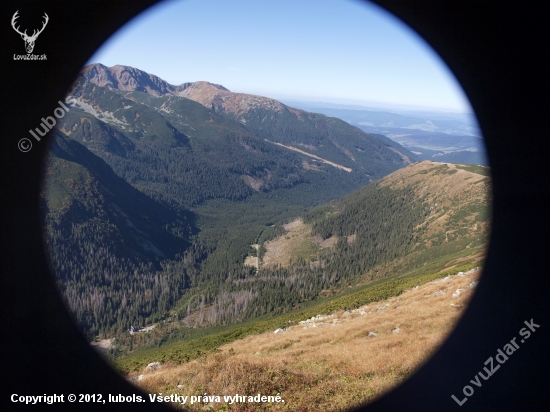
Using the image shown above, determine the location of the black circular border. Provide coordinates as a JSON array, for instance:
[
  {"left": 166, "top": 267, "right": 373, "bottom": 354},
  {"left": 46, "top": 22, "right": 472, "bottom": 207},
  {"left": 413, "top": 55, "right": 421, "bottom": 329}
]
[{"left": 1, "top": 1, "right": 548, "bottom": 411}]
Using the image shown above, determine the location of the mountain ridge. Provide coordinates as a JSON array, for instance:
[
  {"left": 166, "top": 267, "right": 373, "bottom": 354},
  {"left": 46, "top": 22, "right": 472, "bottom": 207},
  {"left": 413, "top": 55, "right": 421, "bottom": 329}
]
[
  {"left": 258, "top": 160, "right": 490, "bottom": 281},
  {"left": 80, "top": 63, "right": 229, "bottom": 97},
  {"left": 43, "top": 63, "right": 488, "bottom": 344},
  {"left": 78, "top": 63, "right": 417, "bottom": 174}
]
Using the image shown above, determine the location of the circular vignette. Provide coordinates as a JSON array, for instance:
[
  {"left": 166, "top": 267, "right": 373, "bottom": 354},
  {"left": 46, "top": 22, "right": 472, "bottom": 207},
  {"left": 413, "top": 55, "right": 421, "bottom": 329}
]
[{"left": 2, "top": 1, "right": 548, "bottom": 412}]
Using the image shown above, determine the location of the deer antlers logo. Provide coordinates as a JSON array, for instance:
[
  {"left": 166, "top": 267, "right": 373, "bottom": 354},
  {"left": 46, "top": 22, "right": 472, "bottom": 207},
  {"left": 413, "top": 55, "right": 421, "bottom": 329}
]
[{"left": 11, "top": 11, "right": 49, "bottom": 54}]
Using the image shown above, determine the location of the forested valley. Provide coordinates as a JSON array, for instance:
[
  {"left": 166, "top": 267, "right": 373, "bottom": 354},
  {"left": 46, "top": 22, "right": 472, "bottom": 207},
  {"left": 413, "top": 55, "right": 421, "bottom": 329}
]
[{"left": 41, "top": 67, "right": 489, "bottom": 357}]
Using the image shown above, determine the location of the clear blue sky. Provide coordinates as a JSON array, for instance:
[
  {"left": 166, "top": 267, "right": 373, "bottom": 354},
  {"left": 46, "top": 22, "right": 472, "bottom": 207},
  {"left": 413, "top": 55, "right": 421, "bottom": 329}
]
[{"left": 87, "top": 0, "right": 473, "bottom": 113}]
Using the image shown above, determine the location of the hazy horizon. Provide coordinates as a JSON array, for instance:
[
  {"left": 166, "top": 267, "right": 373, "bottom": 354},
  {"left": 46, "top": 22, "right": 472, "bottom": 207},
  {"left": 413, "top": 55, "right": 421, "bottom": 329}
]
[
  {"left": 83, "top": 61, "right": 476, "bottom": 116},
  {"left": 86, "top": 0, "right": 474, "bottom": 113}
]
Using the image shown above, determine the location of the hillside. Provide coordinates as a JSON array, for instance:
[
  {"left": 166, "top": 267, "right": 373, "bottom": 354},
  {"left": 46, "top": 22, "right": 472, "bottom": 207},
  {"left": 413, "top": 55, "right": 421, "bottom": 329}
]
[
  {"left": 64, "top": 73, "right": 377, "bottom": 210},
  {"left": 44, "top": 63, "right": 490, "bottom": 356},
  {"left": 43, "top": 130, "right": 193, "bottom": 257},
  {"left": 42, "top": 130, "right": 195, "bottom": 338},
  {"left": 128, "top": 266, "right": 482, "bottom": 411},
  {"left": 45, "top": 65, "right": 420, "bottom": 341},
  {"left": 178, "top": 80, "right": 417, "bottom": 175},
  {"left": 79, "top": 63, "right": 417, "bottom": 178},
  {"left": 100, "top": 160, "right": 489, "bottom": 358},
  {"left": 258, "top": 161, "right": 490, "bottom": 282}
]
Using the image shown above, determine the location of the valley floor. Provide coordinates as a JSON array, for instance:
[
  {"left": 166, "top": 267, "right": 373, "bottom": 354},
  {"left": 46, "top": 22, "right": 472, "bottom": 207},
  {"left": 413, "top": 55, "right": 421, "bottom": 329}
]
[{"left": 129, "top": 268, "right": 481, "bottom": 411}]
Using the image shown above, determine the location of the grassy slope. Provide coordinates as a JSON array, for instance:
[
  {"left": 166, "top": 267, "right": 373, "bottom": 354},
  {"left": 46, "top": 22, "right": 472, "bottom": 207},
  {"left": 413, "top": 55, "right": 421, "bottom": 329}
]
[
  {"left": 259, "top": 161, "right": 490, "bottom": 276},
  {"left": 133, "top": 267, "right": 482, "bottom": 411},
  {"left": 109, "top": 160, "right": 490, "bottom": 366},
  {"left": 113, "top": 246, "right": 483, "bottom": 375}
]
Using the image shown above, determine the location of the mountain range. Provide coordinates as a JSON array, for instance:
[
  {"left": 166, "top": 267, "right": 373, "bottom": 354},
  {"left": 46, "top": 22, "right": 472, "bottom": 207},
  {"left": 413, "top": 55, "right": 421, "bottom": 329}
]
[
  {"left": 41, "top": 63, "right": 490, "bottom": 348},
  {"left": 77, "top": 63, "right": 417, "bottom": 175}
]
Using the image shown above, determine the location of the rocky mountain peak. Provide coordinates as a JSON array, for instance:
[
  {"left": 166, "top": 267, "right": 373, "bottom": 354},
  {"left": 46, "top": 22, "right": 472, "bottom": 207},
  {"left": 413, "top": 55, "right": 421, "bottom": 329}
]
[
  {"left": 77, "top": 64, "right": 293, "bottom": 123},
  {"left": 79, "top": 63, "right": 190, "bottom": 96}
]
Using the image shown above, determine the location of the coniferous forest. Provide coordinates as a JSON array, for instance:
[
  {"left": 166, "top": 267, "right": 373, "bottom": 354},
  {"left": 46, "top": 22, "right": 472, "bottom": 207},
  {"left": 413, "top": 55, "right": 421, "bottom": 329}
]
[{"left": 41, "top": 67, "right": 490, "bottom": 355}]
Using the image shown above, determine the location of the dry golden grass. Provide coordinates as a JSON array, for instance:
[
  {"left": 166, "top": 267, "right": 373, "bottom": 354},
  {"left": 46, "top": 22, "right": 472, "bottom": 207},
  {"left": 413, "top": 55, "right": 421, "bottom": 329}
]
[
  {"left": 261, "top": 219, "right": 318, "bottom": 269},
  {"left": 378, "top": 161, "right": 491, "bottom": 240},
  {"left": 243, "top": 255, "right": 257, "bottom": 268},
  {"left": 244, "top": 245, "right": 259, "bottom": 269},
  {"left": 259, "top": 162, "right": 490, "bottom": 275},
  {"left": 130, "top": 269, "right": 481, "bottom": 411}
]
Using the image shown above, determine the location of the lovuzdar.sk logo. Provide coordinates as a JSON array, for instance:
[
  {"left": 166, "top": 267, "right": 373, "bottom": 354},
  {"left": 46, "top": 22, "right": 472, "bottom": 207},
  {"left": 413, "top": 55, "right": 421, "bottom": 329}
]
[{"left": 11, "top": 10, "right": 48, "bottom": 60}]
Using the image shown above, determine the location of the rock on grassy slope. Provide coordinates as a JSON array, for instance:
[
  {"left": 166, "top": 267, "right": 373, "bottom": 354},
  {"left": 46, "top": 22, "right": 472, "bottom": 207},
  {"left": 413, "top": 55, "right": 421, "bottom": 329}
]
[{"left": 129, "top": 267, "right": 481, "bottom": 411}]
